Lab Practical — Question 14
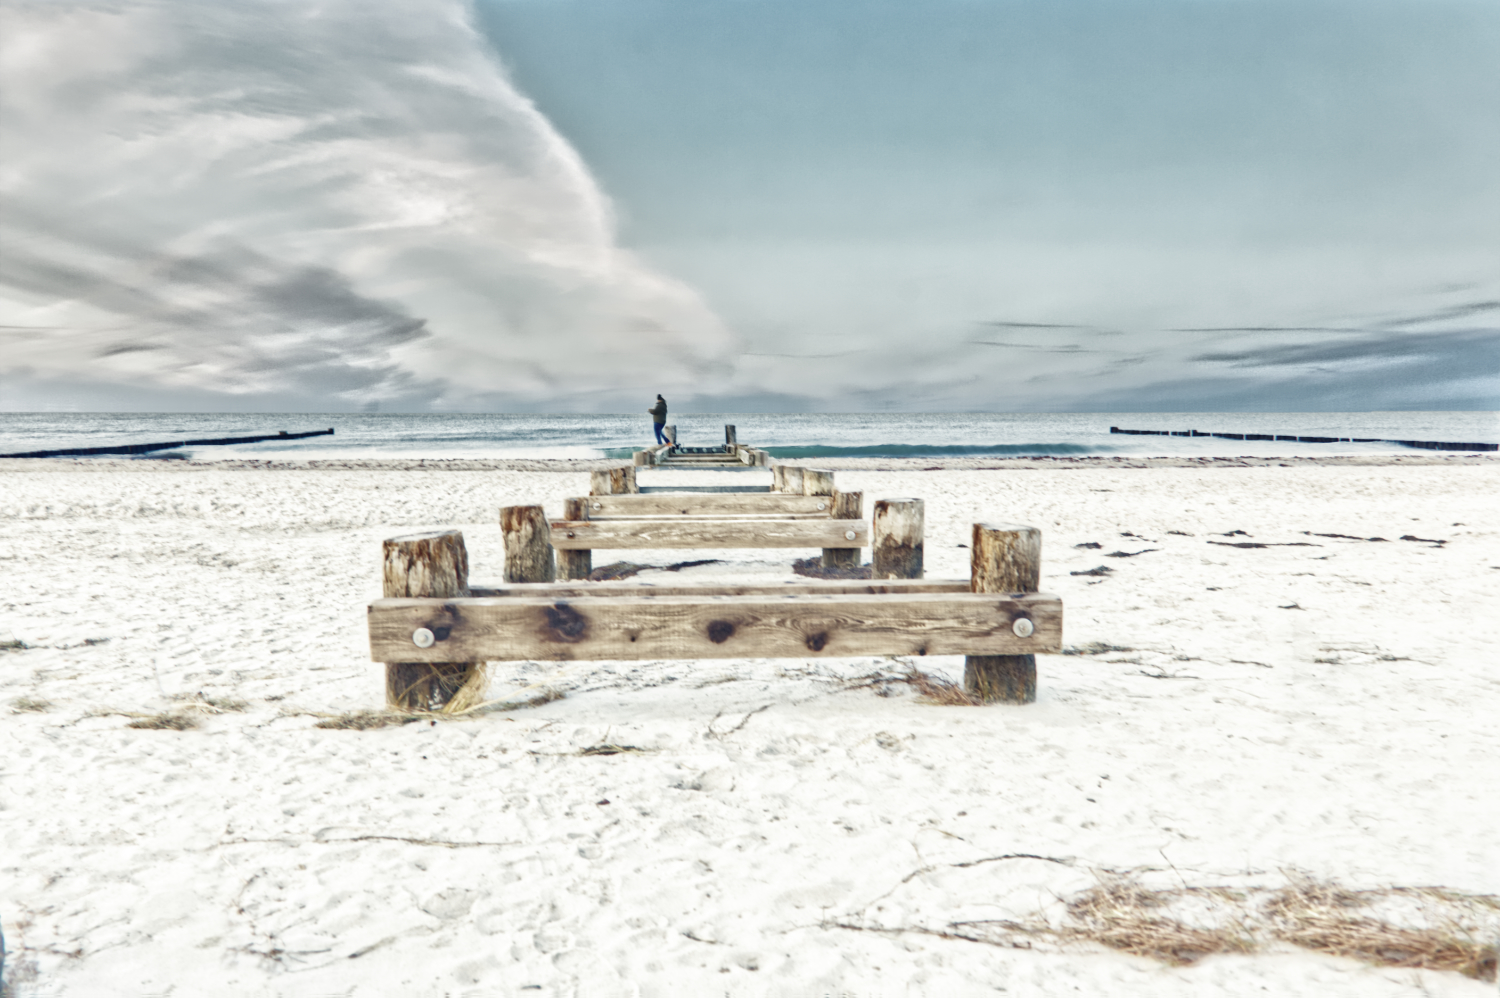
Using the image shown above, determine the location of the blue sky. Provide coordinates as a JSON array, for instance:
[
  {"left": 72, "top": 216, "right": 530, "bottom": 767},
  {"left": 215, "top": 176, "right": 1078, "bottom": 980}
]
[
  {"left": 476, "top": 0, "right": 1500, "bottom": 411},
  {"left": 0, "top": 0, "right": 1495, "bottom": 411}
]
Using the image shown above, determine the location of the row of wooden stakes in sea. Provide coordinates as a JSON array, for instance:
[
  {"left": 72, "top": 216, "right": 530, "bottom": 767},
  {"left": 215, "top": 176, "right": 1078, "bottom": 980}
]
[{"left": 368, "top": 473, "right": 1064, "bottom": 713}]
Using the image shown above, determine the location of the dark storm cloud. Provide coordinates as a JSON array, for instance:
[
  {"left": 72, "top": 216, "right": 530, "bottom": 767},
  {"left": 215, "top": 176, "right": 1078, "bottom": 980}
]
[
  {"left": 0, "top": 0, "right": 735, "bottom": 411},
  {"left": 1192, "top": 328, "right": 1498, "bottom": 370}
]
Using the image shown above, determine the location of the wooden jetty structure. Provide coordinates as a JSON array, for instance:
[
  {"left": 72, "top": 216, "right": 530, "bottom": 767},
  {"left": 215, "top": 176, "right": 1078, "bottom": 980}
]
[
  {"left": 634, "top": 424, "right": 772, "bottom": 469},
  {"left": 370, "top": 517, "right": 1060, "bottom": 710},
  {"left": 1110, "top": 425, "right": 1496, "bottom": 452},
  {"left": 0, "top": 427, "right": 335, "bottom": 459}
]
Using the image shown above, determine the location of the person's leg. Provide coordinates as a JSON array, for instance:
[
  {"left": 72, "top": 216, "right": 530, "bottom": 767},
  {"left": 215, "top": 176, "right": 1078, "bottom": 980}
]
[{"left": 653, "top": 423, "right": 666, "bottom": 444}]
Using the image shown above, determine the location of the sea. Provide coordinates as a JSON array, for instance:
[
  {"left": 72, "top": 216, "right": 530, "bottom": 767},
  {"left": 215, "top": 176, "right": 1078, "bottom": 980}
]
[{"left": 0, "top": 412, "right": 1496, "bottom": 461}]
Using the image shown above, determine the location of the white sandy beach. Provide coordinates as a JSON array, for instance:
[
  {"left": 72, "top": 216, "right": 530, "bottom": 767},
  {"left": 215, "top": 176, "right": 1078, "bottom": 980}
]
[{"left": 2, "top": 457, "right": 1497, "bottom": 996}]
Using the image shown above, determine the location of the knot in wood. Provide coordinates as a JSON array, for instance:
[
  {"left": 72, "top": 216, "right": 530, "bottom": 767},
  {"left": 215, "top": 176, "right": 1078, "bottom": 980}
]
[
  {"left": 542, "top": 602, "right": 588, "bottom": 642},
  {"left": 706, "top": 620, "right": 736, "bottom": 644}
]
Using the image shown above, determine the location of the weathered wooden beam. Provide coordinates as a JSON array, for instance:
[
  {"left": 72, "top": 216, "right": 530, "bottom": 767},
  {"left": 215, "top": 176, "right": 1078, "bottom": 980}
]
[
  {"left": 557, "top": 497, "right": 593, "bottom": 581},
  {"left": 873, "top": 498, "right": 924, "bottom": 580},
  {"left": 501, "top": 505, "right": 556, "bottom": 583},
  {"left": 465, "top": 578, "right": 971, "bottom": 598},
  {"left": 369, "top": 591, "right": 1062, "bottom": 663},
  {"left": 381, "top": 530, "right": 483, "bottom": 711},
  {"left": 589, "top": 465, "right": 638, "bottom": 495},
  {"left": 725, "top": 424, "right": 737, "bottom": 447},
  {"left": 588, "top": 513, "right": 831, "bottom": 522},
  {"left": 548, "top": 517, "right": 869, "bottom": 550},
  {"left": 577, "top": 493, "right": 835, "bottom": 517},
  {"left": 823, "top": 490, "right": 864, "bottom": 570},
  {"left": 966, "top": 523, "right": 1042, "bottom": 704},
  {"left": 664, "top": 425, "right": 677, "bottom": 446}
]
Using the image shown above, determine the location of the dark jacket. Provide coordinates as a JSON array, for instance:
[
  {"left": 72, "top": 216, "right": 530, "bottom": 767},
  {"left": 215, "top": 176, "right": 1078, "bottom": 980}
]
[{"left": 649, "top": 399, "right": 667, "bottom": 423}]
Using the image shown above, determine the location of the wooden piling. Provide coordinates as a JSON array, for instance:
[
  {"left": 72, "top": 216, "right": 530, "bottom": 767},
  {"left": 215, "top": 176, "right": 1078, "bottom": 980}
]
[
  {"left": 872, "top": 499, "right": 924, "bottom": 580},
  {"left": 802, "top": 468, "right": 836, "bottom": 496},
  {"left": 725, "top": 424, "right": 737, "bottom": 448},
  {"left": 501, "top": 504, "right": 556, "bottom": 584},
  {"left": 382, "top": 530, "right": 484, "bottom": 712},
  {"left": 590, "top": 465, "right": 638, "bottom": 495},
  {"left": 664, "top": 425, "right": 677, "bottom": 446},
  {"left": 965, "top": 523, "right": 1041, "bottom": 703},
  {"left": 775, "top": 466, "right": 804, "bottom": 494},
  {"left": 557, "top": 498, "right": 593, "bottom": 580},
  {"left": 823, "top": 490, "right": 864, "bottom": 570}
]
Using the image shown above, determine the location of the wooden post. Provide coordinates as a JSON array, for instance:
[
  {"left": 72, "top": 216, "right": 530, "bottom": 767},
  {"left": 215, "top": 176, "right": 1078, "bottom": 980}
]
[
  {"left": 664, "top": 425, "right": 677, "bottom": 447},
  {"left": 633, "top": 450, "right": 649, "bottom": 467},
  {"left": 501, "top": 504, "right": 556, "bottom": 584},
  {"left": 802, "top": 468, "right": 835, "bottom": 496},
  {"left": 558, "top": 497, "right": 592, "bottom": 581},
  {"left": 823, "top": 490, "right": 863, "bottom": 570},
  {"left": 872, "top": 499, "right": 924, "bottom": 580},
  {"left": 725, "top": 424, "right": 737, "bottom": 448},
  {"left": 382, "top": 530, "right": 484, "bottom": 712},
  {"left": 776, "top": 466, "right": 803, "bottom": 495},
  {"left": 966, "top": 523, "right": 1041, "bottom": 704},
  {"left": 590, "top": 465, "right": 638, "bottom": 495}
]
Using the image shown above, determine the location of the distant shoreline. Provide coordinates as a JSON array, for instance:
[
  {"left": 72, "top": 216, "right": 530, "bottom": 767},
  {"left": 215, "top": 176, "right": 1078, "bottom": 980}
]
[{"left": 3, "top": 453, "right": 1494, "bottom": 472}]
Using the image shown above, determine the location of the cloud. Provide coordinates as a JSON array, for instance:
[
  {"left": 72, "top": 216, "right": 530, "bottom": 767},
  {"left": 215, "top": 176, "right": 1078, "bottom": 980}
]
[{"left": 0, "top": 0, "right": 735, "bottom": 410}]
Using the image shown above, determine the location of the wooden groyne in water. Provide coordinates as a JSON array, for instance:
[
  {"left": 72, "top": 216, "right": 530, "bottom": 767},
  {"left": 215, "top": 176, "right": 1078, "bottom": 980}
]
[
  {"left": 1, "top": 427, "right": 335, "bottom": 459},
  {"left": 1109, "top": 426, "right": 1496, "bottom": 452}
]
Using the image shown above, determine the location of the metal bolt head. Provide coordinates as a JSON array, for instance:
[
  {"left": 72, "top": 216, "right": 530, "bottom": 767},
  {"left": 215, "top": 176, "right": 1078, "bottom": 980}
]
[
  {"left": 412, "top": 627, "right": 436, "bottom": 648},
  {"left": 845, "top": 530, "right": 857, "bottom": 540},
  {"left": 592, "top": 502, "right": 602, "bottom": 510},
  {"left": 1012, "top": 617, "right": 1035, "bottom": 638},
  {"left": 817, "top": 501, "right": 827, "bottom": 510}
]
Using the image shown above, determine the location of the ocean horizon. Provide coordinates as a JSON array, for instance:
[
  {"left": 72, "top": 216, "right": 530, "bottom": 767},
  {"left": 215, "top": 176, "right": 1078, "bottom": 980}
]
[{"left": 1, "top": 410, "right": 1495, "bottom": 461}]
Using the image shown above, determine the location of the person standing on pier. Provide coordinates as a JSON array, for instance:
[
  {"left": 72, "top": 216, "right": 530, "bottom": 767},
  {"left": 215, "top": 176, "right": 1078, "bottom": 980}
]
[{"left": 649, "top": 394, "right": 669, "bottom": 445}]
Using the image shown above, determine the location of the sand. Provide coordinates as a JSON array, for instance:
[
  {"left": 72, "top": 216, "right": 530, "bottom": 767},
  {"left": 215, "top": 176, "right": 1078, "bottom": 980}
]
[{"left": 2, "top": 457, "right": 1497, "bottom": 996}]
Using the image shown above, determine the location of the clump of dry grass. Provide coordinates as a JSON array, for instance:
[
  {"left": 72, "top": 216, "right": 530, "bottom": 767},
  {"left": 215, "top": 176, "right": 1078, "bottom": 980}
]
[
  {"left": 386, "top": 662, "right": 490, "bottom": 714},
  {"left": 9, "top": 697, "right": 51, "bottom": 713},
  {"left": 907, "top": 669, "right": 983, "bottom": 706},
  {"left": 1265, "top": 879, "right": 1498, "bottom": 981},
  {"left": 844, "top": 665, "right": 982, "bottom": 705},
  {"left": 1058, "top": 879, "right": 1254, "bottom": 966},
  {"left": 126, "top": 713, "right": 200, "bottom": 730},
  {"left": 853, "top": 873, "right": 1499, "bottom": 982},
  {"left": 314, "top": 710, "right": 423, "bottom": 731}
]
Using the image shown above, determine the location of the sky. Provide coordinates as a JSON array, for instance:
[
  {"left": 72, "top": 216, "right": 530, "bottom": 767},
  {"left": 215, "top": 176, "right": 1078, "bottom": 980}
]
[{"left": 1, "top": 0, "right": 1496, "bottom": 412}]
